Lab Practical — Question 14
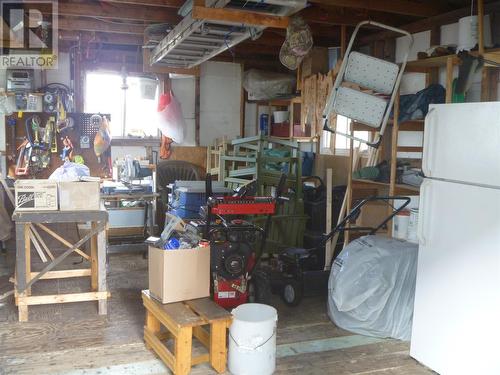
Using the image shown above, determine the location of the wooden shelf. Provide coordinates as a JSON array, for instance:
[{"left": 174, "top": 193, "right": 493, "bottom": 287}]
[
  {"left": 352, "top": 178, "right": 420, "bottom": 195},
  {"left": 352, "top": 119, "right": 424, "bottom": 132},
  {"left": 250, "top": 96, "right": 301, "bottom": 106},
  {"left": 405, "top": 48, "right": 500, "bottom": 72}
]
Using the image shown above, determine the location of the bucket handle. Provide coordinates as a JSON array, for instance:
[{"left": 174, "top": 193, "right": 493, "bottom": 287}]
[{"left": 229, "top": 328, "right": 276, "bottom": 351}]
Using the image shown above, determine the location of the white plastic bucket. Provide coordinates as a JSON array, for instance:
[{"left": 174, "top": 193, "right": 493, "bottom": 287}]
[
  {"left": 228, "top": 303, "right": 278, "bottom": 375},
  {"left": 393, "top": 209, "right": 410, "bottom": 240},
  {"left": 273, "top": 111, "right": 289, "bottom": 123},
  {"left": 458, "top": 15, "right": 492, "bottom": 51}
]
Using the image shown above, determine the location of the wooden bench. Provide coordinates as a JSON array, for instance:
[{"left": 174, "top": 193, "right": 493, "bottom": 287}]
[{"left": 141, "top": 290, "right": 232, "bottom": 375}]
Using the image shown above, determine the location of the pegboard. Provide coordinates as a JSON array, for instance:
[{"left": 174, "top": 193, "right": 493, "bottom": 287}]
[
  {"left": 4, "top": 112, "right": 112, "bottom": 179},
  {"left": 72, "top": 113, "right": 111, "bottom": 137}
]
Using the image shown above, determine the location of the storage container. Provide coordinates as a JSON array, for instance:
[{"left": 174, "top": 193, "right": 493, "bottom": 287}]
[
  {"left": 148, "top": 245, "right": 210, "bottom": 304},
  {"left": 228, "top": 303, "right": 278, "bottom": 375},
  {"left": 58, "top": 181, "right": 100, "bottom": 211},
  {"left": 14, "top": 179, "right": 58, "bottom": 211}
]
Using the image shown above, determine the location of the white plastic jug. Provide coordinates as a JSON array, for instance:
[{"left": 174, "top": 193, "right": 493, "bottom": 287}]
[{"left": 228, "top": 303, "right": 278, "bottom": 375}]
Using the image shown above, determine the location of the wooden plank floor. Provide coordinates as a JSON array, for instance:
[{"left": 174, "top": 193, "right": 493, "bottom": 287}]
[{"left": 0, "top": 246, "right": 433, "bottom": 375}]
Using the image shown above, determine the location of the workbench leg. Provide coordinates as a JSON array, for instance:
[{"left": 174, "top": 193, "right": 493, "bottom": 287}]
[
  {"left": 24, "top": 223, "right": 31, "bottom": 296},
  {"left": 90, "top": 222, "right": 98, "bottom": 291},
  {"left": 148, "top": 202, "right": 154, "bottom": 236},
  {"left": 96, "top": 222, "right": 108, "bottom": 315},
  {"left": 175, "top": 327, "right": 193, "bottom": 375},
  {"left": 145, "top": 310, "right": 161, "bottom": 350},
  {"left": 18, "top": 298, "right": 28, "bottom": 322},
  {"left": 210, "top": 321, "right": 228, "bottom": 373},
  {"left": 15, "top": 223, "right": 28, "bottom": 321}
]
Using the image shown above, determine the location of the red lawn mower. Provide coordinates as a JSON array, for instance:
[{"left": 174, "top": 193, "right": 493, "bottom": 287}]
[{"left": 202, "top": 174, "right": 287, "bottom": 309}]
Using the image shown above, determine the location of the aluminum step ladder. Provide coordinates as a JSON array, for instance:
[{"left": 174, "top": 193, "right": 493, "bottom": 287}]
[
  {"left": 322, "top": 21, "right": 413, "bottom": 148},
  {"left": 148, "top": 0, "right": 306, "bottom": 69}
]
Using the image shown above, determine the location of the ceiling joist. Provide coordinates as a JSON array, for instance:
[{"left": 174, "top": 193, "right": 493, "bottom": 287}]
[
  {"left": 58, "top": 17, "right": 145, "bottom": 35},
  {"left": 192, "top": 3, "right": 290, "bottom": 29},
  {"left": 99, "top": 0, "right": 184, "bottom": 8},
  {"left": 359, "top": 0, "right": 500, "bottom": 44},
  {"left": 309, "top": 0, "right": 449, "bottom": 18},
  {"left": 57, "top": 2, "right": 181, "bottom": 24}
]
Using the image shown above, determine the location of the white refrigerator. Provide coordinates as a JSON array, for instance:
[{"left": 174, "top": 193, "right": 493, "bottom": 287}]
[{"left": 410, "top": 102, "right": 500, "bottom": 374}]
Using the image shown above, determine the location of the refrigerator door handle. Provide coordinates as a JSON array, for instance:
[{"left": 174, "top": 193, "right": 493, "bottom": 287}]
[
  {"left": 417, "top": 180, "right": 431, "bottom": 246},
  {"left": 422, "top": 107, "right": 437, "bottom": 177}
]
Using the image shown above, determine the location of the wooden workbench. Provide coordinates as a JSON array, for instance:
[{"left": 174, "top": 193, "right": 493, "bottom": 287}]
[{"left": 12, "top": 210, "right": 109, "bottom": 322}]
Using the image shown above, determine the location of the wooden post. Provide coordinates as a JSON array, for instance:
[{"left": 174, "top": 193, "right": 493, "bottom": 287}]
[
  {"left": 344, "top": 124, "right": 354, "bottom": 247},
  {"left": 210, "top": 321, "right": 227, "bottom": 373},
  {"left": 478, "top": 0, "right": 485, "bottom": 55},
  {"left": 96, "top": 221, "right": 107, "bottom": 315},
  {"left": 388, "top": 90, "right": 401, "bottom": 237},
  {"left": 175, "top": 327, "right": 193, "bottom": 375},
  {"left": 340, "top": 25, "right": 347, "bottom": 59},
  {"left": 24, "top": 224, "right": 31, "bottom": 296},
  {"left": 90, "top": 222, "right": 98, "bottom": 291},
  {"left": 240, "top": 63, "right": 245, "bottom": 138},
  {"left": 145, "top": 311, "right": 161, "bottom": 350},
  {"left": 195, "top": 75, "right": 201, "bottom": 146},
  {"left": 324, "top": 168, "right": 333, "bottom": 270},
  {"left": 16, "top": 223, "right": 28, "bottom": 321}
]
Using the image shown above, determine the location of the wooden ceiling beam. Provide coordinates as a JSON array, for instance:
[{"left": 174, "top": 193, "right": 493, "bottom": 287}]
[
  {"left": 59, "top": 30, "right": 144, "bottom": 45},
  {"left": 192, "top": 3, "right": 289, "bottom": 29},
  {"left": 359, "top": 0, "right": 500, "bottom": 44},
  {"left": 57, "top": 2, "right": 180, "bottom": 24},
  {"left": 98, "top": 0, "right": 184, "bottom": 8},
  {"left": 309, "top": 0, "right": 448, "bottom": 18},
  {"left": 301, "top": 5, "right": 402, "bottom": 26},
  {"left": 58, "top": 17, "right": 145, "bottom": 35}
]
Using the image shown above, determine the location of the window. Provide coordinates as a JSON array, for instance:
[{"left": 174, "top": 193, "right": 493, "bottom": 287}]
[
  {"left": 85, "top": 71, "right": 159, "bottom": 137},
  {"left": 321, "top": 115, "right": 369, "bottom": 155}
]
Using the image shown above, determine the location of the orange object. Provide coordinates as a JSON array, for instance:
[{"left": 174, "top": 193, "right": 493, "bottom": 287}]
[
  {"left": 160, "top": 135, "right": 173, "bottom": 159},
  {"left": 94, "top": 116, "right": 111, "bottom": 160}
]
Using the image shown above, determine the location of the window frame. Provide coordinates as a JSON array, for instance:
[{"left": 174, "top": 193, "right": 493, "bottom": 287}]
[{"left": 83, "top": 69, "right": 161, "bottom": 140}]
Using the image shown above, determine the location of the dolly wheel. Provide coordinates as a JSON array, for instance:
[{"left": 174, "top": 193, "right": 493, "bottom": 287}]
[{"left": 282, "top": 280, "right": 303, "bottom": 307}]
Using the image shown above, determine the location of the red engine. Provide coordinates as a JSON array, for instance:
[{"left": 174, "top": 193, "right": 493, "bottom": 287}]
[{"left": 210, "top": 220, "right": 260, "bottom": 309}]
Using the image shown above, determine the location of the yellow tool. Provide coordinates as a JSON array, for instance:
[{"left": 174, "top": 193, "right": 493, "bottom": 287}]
[{"left": 48, "top": 116, "right": 57, "bottom": 153}]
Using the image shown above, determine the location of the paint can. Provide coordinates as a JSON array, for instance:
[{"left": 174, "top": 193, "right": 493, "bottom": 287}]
[
  {"left": 393, "top": 209, "right": 410, "bottom": 240},
  {"left": 407, "top": 208, "right": 419, "bottom": 244}
]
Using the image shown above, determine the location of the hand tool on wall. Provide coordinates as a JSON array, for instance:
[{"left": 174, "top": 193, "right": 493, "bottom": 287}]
[
  {"left": 30, "top": 116, "right": 41, "bottom": 146},
  {"left": 60, "top": 136, "right": 74, "bottom": 161},
  {"left": 47, "top": 116, "right": 58, "bottom": 153},
  {"left": 15, "top": 139, "right": 31, "bottom": 176}
]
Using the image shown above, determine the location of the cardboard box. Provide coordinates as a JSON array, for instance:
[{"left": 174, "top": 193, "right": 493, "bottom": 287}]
[
  {"left": 148, "top": 245, "right": 210, "bottom": 304},
  {"left": 58, "top": 181, "right": 100, "bottom": 211},
  {"left": 356, "top": 201, "right": 390, "bottom": 231},
  {"left": 15, "top": 179, "right": 58, "bottom": 211},
  {"left": 301, "top": 47, "right": 329, "bottom": 80}
]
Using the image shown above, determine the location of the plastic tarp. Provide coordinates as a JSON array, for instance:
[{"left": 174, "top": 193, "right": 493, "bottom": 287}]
[
  {"left": 49, "top": 161, "right": 90, "bottom": 181},
  {"left": 328, "top": 235, "right": 418, "bottom": 341},
  {"left": 157, "top": 90, "right": 186, "bottom": 144},
  {"left": 243, "top": 69, "right": 296, "bottom": 100}
]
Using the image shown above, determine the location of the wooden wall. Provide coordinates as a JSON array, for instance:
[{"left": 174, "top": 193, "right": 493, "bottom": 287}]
[
  {"left": 313, "top": 154, "right": 350, "bottom": 186},
  {"left": 168, "top": 145, "right": 207, "bottom": 174}
]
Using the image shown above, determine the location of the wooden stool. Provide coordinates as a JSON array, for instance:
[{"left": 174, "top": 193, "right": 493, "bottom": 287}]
[{"left": 141, "top": 290, "right": 232, "bottom": 375}]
